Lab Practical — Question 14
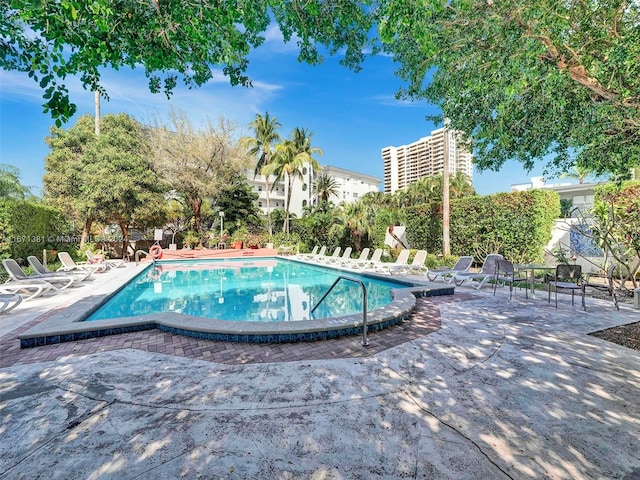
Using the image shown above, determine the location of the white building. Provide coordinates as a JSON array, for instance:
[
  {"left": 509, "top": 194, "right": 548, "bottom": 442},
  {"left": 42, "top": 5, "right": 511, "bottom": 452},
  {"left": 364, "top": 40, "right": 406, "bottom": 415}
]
[
  {"left": 382, "top": 127, "right": 473, "bottom": 194},
  {"left": 248, "top": 165, "right": 381, "bottom": 218},
  {"left": 511, "top": 176, "right": 605, "bottom": 216}
]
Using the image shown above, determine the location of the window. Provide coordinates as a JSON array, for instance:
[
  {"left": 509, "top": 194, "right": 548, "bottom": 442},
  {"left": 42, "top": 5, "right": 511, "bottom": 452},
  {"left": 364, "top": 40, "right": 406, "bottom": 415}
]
[
  {"left": 353, "top": 192, "right": 358, "bottom": 198},
  {"left": 258, "top": 202, "right": 263, "bottom": 207},
  {"left": 302, "top": 167, "right": 307, "bottom": 175},
  {"left": 302, "top": 183, "right": 307, "bottom": 191},
  {"left": 258, "top": 186, "right": 262, "bottom": 191},
  {"left": 302, "top": 200, "right": 307, "bottom": 207}
]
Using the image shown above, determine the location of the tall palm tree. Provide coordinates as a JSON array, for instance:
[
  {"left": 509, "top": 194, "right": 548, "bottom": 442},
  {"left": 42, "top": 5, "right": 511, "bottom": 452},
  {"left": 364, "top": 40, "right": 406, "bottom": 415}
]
[
  {"left": 244, "top": 112, "right": 281, "bottom": 235},
  {"left": 264, "top": 128, "right": 322, "bottom": 235},
  {"left": 313, "top": 171, "right": 339, "bottom": 203}
]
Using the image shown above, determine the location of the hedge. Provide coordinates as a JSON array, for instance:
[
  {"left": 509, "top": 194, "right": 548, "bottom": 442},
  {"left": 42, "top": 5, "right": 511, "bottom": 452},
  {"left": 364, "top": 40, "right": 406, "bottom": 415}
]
[
  {"left": 406, "top": 189, "right": 560, "bottom": 264},
  {"left": 0, "top": 200, "right": 68, "bottom": 261}
]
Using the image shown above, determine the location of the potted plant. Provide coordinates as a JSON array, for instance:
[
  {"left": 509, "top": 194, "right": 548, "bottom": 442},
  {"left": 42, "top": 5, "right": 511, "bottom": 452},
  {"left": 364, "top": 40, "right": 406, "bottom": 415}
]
[
  {"left": 245, "top": 233, "right": 263, "bottom": 249},
  {"left": 230, "top": 226, "right": 248, "bottom": 249},
  {"left": 182, "top": 231, "right": 199, "bottom": 250}
]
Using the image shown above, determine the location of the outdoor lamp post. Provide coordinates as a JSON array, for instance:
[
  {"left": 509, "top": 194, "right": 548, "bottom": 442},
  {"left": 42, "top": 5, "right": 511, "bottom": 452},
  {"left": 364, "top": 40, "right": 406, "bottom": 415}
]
[{"left": 219, "top": 211, "right": 225, "bottom": 240}]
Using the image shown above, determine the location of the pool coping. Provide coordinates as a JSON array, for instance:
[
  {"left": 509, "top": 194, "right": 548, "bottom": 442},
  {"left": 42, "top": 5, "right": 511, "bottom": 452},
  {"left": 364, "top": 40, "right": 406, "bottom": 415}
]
[{"left": 18, "top": 256, "right": 454, "bottom": 347}]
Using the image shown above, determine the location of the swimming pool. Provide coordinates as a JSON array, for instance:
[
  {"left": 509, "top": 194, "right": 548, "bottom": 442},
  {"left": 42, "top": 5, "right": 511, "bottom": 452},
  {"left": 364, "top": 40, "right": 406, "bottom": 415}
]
[
  {"left": 86, "top": 258, "right": 408, "bottom": 323},
  {"left": 19, "top": 256, "right": 455, "bottom": 347}
]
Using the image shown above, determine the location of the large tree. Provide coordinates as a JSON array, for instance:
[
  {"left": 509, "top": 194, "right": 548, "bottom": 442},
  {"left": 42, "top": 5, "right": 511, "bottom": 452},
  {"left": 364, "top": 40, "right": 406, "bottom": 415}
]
[
  {"left": 148, "top": 110, "right": 251, "bottom": 240},
  {"left": 44, "top": 113, "right": 167, "bottom": 251},
  {"left": 378, "top": 0, "right": 640, "bottom": 178},
  {"left": 2, "top": 1, "right": 374, "bottom": 125}
]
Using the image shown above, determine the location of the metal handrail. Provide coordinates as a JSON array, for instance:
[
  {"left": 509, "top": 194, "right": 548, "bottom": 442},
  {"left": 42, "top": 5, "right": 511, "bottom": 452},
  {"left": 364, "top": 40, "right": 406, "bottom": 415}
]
[
  {"left": 311, "top": 275, "right": 369, "bottom": 347},
  {"left": 135, "top": 250, "right": 154, "bottom": 266}
]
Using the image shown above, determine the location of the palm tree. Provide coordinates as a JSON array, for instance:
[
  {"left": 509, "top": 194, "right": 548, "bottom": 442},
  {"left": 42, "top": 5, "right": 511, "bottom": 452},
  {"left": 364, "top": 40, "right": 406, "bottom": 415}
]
[
  {"left": 244, "top": 112, "right": 281, "bottom": 235},
  {"left": 313, "top": 171, "right": 339, "bottom": 203},
  {"left": 449, "top": 172, "right": 475, "bottom": 198},
  {"left": 264, "top": 128, "right": 322, "bottom": 235},
  {"left": 560, "top": 163, "right": 594, "bottom": 184},
  {"left": 0, "top": 164, "right": 31, "bottom": 199},
  {"left": 337, "top": 201, "right": 376, "bottom": 252}
]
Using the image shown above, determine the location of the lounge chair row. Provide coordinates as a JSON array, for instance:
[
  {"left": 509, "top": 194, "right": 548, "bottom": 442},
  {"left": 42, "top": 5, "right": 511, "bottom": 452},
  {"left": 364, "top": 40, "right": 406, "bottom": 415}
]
[
  {"left": 0, "top": 251, "right": 123, "bottom": 305},
  {"left": 297, "top": 246, "right": 434, "bottom": 276}
]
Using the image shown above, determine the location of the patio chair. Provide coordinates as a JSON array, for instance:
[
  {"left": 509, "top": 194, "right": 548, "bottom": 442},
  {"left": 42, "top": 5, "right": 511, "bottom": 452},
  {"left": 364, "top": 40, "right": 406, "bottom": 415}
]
[
  {"left": 0, "top": 281, "right": 52, "bottom": 301},
  {"left": 389, "top": 250, "right": 428, "bottom": 275},
  {"left": 326, "top": 247, "right": 352, "bottom": 265},
  {"left": 2, "top": 258, "right": 76, "bottom": 290},
  {"left": 340, "top": 248, "right": 370, "bottom": 267},
  {"left": 58, "top": 252, "right": 105, "bottom": 273},
  {"left": 0, "top": 293, "right": 22, "bottom": 314},
  {"left": 493, "top": 259, "right": 528, "bottom": 299},
  {"left": 546, "top": 264, "right": 585, "bottom": 309},
  {"left": 376, "top": 249, "right": 411, "bottom": 274},
  {"left": 296, "top": 245, "right": 319, "bottom": 259},
  {"left": 427, "top": 256, "right": 474, "bottom": 283},
  {"left": 352, "top": 248, "right": 383, "bottom": 270},
  {"left": 86, "top": 250, "right": 125, "bottom": 269},
  {"left": 28, "top": 255, "right": 93, "bottom": 282},
  {"left": 581, "top": 264, "right": 619, "bottom": 311},
  {"left": 453, "top": 254, "right": 503, "bottom": 289},
  {"left": 315, "top": 247, "right": 341, "bottom": 263}
]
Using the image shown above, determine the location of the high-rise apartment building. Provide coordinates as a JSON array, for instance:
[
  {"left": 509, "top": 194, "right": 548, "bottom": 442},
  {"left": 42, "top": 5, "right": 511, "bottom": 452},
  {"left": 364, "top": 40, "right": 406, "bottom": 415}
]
[{"left": 381, "top": 127, "right": 473, "bottom": 194}]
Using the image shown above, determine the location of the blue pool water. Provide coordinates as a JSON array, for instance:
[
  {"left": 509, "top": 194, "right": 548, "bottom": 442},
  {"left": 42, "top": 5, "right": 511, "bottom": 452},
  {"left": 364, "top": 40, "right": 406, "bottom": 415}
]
[{"left": 86, "top": 258, "right": 415, "bottom": 323}]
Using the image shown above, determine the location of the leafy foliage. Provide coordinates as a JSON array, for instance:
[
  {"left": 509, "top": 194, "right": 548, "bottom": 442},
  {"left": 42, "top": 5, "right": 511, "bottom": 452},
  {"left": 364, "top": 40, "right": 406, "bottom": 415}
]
[
  {"left": 379, "top": 0, "right": 640, "bottom": 178},
  {"left": 0, "top": 200, "right": 68, "bottom": 260},
  {"left": 2, "top": 1, "right": 375, "bottom": 123},
  {"left": 148, "top": 110, "right": 252, "bottom": 239},
  {"left": 43, "top": 113, "right": 168, "bottom": 246},
  {"left": 0, "top": 164, "right": 32, "bottom": 199}
]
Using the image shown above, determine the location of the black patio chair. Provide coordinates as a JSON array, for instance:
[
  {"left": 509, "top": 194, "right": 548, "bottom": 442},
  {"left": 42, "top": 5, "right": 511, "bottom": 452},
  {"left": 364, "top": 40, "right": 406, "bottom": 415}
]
[
  {"left": 493, "top": 259, "right": 528, "bottom": 300},
  {"left": 546, "top": 264, "right": 585, "bottom": 309},
  {"left": 582, "top": 264, "right": 620, "bottom": 311}
]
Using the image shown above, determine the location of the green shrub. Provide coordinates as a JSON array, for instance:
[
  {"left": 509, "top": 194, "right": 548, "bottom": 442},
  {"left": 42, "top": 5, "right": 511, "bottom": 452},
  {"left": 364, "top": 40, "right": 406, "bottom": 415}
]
[{"left": 0, "top": 199, "right": 70, "bottom": 260}]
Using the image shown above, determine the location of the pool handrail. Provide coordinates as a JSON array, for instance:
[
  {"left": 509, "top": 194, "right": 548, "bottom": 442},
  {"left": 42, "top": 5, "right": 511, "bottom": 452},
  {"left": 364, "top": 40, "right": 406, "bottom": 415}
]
[{"left": 311, "top": 275, "right": 369, "bottom": 347}]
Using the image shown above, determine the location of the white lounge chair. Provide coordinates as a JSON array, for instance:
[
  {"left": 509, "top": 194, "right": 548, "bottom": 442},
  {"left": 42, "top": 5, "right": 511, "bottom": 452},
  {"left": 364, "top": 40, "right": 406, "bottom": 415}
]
[
  {"left": 376, "top": 249, "right": 411, "bottom": 274},
  {"left": 3, "top": 258, "right": 77, "bottom": 290},
  {"left": 389, "top": 250, "right": 428, "bottom": 275},
  {"left": 28, "top": 255, "right": 93, "bottom": 282},
  {"left": 0, "top": 293, "right": 22, "bottom": 314},
  {"left": 0, "top": 281, "right": 51, "bottom": 301},
  {"left": 352, "top": 248, "right": 383, "bottom": 270},
  {"left": 427, "top": 256, "right": 474, "bottom": 283},
  {"left": 296, "top": 245, "right": 319, "bottom": 259},
  {"left": 326, "top": 247, "right": 352, "bottom": 265},
  {"left": 341, "top": 248, "right": 370, "bottom": 267},
  {"left": 453, "top": 254, "right": 503, "bottom": 289},
  {"left": 315, "top": 247, "right": 341, "bottom": 263},
  {"left": 58, "top": 252, "right": 105, "bottom": 273},
  {"left": 86, "top": 250, "right": 124, "bottom": 269}
]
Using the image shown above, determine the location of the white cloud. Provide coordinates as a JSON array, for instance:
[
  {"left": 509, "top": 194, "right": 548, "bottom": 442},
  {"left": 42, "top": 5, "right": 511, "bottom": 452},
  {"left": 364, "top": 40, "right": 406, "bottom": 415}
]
[{"left": 371, "top": 94, "right": 424, "bottom": 108}]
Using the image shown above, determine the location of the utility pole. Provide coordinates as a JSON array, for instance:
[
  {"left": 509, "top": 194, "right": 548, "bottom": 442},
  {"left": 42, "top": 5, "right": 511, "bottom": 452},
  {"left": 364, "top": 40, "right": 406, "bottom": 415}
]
[{"left": 442, "top": 118, "right": 451, "bottom": 257}]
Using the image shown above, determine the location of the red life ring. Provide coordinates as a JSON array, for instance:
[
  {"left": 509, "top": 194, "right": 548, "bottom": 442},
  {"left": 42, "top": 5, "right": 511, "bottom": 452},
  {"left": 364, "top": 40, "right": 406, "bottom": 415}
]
[
  {"left": 149, "top": 244, "right": 163, "bottom": 259},
  {"left": 149, "top": 265, "right": 163, "bottom": 281}
]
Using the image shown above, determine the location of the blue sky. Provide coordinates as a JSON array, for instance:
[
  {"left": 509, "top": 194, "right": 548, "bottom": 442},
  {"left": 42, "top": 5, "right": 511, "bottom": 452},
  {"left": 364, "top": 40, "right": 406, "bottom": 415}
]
[{"left": 1, "top": 26, "right": 548, "bottom": 197}]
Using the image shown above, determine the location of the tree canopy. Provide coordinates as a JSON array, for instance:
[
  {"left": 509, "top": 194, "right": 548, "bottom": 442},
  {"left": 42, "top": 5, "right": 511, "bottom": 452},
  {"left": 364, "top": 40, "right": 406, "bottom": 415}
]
[
  {"left": 378, "top": 0, "right": 640, "bottom": 178},
  {"left": 43, "top": 113, "right": 167, "bottom": 247},
  {"left": 4, "top": 0, "right": 639, "bottom": 178},
  {"left": 2, "top": 0, "right": 374, "bottom": 124}
]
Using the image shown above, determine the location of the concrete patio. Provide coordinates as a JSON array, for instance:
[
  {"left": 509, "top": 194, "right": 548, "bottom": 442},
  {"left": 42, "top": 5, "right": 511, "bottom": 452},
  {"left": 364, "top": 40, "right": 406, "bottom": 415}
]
[{"left": 1, "top": 262, "right": 639, "bottom": 479}]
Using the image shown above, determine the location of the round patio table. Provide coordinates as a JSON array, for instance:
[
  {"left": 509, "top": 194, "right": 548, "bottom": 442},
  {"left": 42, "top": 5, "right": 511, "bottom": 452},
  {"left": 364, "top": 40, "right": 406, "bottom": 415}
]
[{"left": 514, "top": 264, "right": 556, "bottom": 298}]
